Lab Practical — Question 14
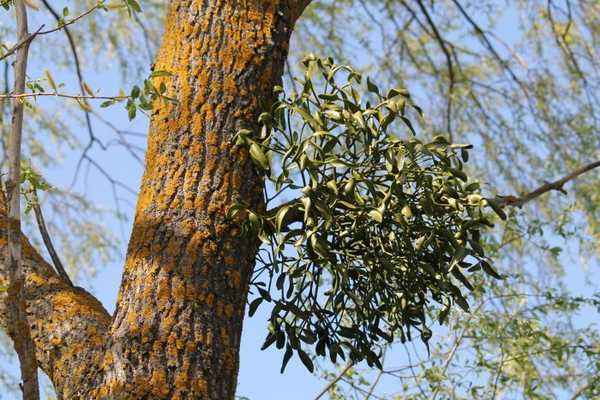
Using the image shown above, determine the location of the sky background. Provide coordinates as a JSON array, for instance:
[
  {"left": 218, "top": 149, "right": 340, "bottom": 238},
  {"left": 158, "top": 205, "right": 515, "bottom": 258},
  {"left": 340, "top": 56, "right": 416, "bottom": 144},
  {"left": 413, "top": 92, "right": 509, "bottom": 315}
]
[{"left": 0, "top": 2, "right": 598, "bottom": 399}]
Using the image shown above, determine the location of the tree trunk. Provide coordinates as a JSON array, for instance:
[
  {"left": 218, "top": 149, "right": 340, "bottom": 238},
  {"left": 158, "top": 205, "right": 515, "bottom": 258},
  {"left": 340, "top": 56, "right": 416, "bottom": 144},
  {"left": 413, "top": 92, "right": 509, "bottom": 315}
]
[{"left": 0, "top": 0, "right": 311, "bottom": 399}]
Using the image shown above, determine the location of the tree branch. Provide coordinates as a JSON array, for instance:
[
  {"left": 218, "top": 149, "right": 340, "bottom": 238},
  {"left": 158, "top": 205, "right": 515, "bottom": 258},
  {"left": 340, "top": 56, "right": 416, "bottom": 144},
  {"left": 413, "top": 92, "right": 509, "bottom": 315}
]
[
  {"left": 0, "top": 92, "right": 128, "bottom": 100},
  {"left": 287, "top": 0, "right": 313, "bottom": 23},
  {"left": 40, "top": 0, "right": 100, "bottom": 170},
  {"left": 0, "top": 193, "right": 111, "bottom": 397},
  {"left": 414, "top": 0, "right": 456, "bottom": 139},
  {"left": 6, "top": 1, "right": 39, "bottom": 397},
  {"left": 314, "top": 362, "right": 354, "bottom": 400},
  {"left": 0, "top": 3, "right": 101, "bottom": 63},
  {"left": 31, "top": 189, "right": 73, "bottom": 287},
  {"left": 496, "top": 160, "right": 600, "bottom": 207}
]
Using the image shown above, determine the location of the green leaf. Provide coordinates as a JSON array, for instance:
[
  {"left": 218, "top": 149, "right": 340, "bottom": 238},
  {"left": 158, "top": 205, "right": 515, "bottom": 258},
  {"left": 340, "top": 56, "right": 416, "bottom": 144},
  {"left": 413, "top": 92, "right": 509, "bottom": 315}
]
[
  {"left": 248, "top": 298, "right": 262, "bottom": 317},
  {"left": 367, "top": 77, "right": 380, "bottom": 95},
  {"left": 480, "top": 260, "right": 503, "bottom": 280},
  {"left": 125, "top": 0, "right": 142, "bottom": 13},
  {"left": 249, "top": 143, "right": 269, "bottom": 172},
  {"left": 387, "top": 87, "right": 410, "bottom": 99},
  {"left": 297, "top": 349, "right": 314, "bottom": 373},
  {"left": 486, "top": 197, "right": 507, "bottom": 220},
  {"left": 368, "top": 209, "right": 383, "bottom": 223},
  {"left": 454, "top": 293, "right": 470, "bottom": 312},
  {"left": 130, "top": 85, "right": 141, "bottom": 99},
  {"left": 449, "top": 246, "right": 467, "bottom": 271},
  {"left": 275, "top": 205, "right": 291, "bottom": 232},
  {"left": 449, "top": 168, "right": 468, "bottom": 182},
  {"left": 127, "top": 101, "right": 137, "bottom": 120},
  {"left": 280, "top": 346, "right": 293, "bottom": 373},
  {"left": 150, "top": 70, "right": 172, "bottom": 78}
]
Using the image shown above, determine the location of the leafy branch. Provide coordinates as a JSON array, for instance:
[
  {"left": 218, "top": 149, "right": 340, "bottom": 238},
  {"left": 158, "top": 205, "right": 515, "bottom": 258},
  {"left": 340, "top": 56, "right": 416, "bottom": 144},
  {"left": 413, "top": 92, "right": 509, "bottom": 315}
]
[{"left": 0, "top": 69, "right": 175, "bottom": 120}]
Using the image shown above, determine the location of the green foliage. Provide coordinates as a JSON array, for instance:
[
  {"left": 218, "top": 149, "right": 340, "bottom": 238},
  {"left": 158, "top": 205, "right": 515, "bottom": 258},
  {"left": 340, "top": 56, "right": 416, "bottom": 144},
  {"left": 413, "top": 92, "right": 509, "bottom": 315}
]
[
  {"left": 100, "top": 69, "right": 175, "bottom": 120},
  {"left": 232, "top": 56, "right": 502, "bottom": 371},
  {"left": 1, "top": 1, "right": 598, "bottom": 397}
]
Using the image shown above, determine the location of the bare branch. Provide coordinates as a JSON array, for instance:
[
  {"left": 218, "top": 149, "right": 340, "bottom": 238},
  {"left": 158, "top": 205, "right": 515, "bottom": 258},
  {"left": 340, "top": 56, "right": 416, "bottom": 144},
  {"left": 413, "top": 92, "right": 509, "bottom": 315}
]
[
  {"left": 36, "top": 3, "right": 101, "bottom": 36},
  {"left": 0, "top": 25, "right": 44, "bottom": 63},
  {"left": 414, "top": 0, "right": 456, "bottom": 139},
  {"left": 314, "top": 362, "right": 354, "bottom": 400},
  {"left": 570, "top": 376, "right": 600, "bottom": 400},
  {"left": 0, "top": 92, "right": 128, "bottom": 100},
  {"left": 31, "top": 189, "right": 73, "bottom": 287},
  {"left": 6, "top": 1, "right": 40, "bottom": 398},
  {"left": 40, "top": 0, "right": 101, "bottom": 167},
  {"left": 0, "top": 3, "right": 101, "bottom": 63},
  {"left": 497, "top": 160, "right": 600, "bottom": 207}
]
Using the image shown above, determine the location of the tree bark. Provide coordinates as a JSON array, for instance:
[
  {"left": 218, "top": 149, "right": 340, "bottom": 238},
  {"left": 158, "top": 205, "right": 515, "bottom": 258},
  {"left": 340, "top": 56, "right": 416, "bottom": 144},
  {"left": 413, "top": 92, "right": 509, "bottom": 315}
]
[
  {"left": 6, "top": 1, "right": 40, "bottom": 398},
  {"left": 1, "top": 0, "right": 311, "bottom": 399}
]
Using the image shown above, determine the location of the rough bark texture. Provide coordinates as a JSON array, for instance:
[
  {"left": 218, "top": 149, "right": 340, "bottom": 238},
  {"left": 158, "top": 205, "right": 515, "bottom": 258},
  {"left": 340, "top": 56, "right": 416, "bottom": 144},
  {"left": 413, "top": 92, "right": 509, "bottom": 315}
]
[
  {"left": 0, "top": 198, "right": 112, "bottom": 396},
  {"left": 1, "top": 0, "right": 311, "bottom": 399}
]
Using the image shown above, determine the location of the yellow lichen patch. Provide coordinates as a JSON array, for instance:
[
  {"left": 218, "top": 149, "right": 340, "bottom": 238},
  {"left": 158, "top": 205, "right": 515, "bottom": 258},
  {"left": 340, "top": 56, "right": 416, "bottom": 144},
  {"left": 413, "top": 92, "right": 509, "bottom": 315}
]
[
  {"left": 49, "top": 335, "right": 62, "bottom": 347},
  {"left": 165, "top": 237, "right": 183, "bottom": 258},
  {"left": 205, "top": 292, "right": 215, "bottom": 307},
  {"left": 223, "top": 254, "right": 237, "bottom": 268},
  {"left": 166, "top": 333, "right": 179, "bottom": 366},
  {"left": 158, "top": 307, "right": 177, "bottom": 335},
  {"left": 223, "top": 303, "right": 234, "bottom": 318},
  {"left": 127, "top": 308, "right": 139, "bottom": 332},
  {"left": 192, "top": 377, "right": 209, "bottom": 394},
  {"left": 172, "top": 276, "right": 186, "bottom": 300},
  {"left": 156, "top": 276, "right": 171, "bottom": 306},
  {"left": 149, "top": 369, "right": 169, "bottom": 397},
  {"left": 225, "top": 269, "right": 242, "bottom": 288},
  {"left": 220, "top": 341, "right": 236, "bottom": 371}
]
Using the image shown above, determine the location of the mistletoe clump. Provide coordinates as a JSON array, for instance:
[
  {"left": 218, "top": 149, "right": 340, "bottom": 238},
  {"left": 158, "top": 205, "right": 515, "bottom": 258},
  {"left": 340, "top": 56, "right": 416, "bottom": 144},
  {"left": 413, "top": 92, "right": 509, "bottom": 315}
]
[{"left": 231, "top": 56, "right": 503, "bottom": 372}]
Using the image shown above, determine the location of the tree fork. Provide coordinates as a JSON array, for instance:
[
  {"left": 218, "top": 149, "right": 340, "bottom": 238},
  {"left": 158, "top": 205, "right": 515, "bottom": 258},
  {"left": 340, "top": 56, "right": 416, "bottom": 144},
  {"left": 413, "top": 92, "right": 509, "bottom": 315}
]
[{"left": 1, "top": 0, "right": 312, "bottom": 399}]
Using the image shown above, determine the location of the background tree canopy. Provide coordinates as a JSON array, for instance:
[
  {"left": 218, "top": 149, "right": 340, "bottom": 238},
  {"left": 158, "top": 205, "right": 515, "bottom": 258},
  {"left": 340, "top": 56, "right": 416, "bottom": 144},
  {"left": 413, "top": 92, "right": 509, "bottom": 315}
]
[{"left": 0, "top": 1, "right": 598, "bottom": 399}]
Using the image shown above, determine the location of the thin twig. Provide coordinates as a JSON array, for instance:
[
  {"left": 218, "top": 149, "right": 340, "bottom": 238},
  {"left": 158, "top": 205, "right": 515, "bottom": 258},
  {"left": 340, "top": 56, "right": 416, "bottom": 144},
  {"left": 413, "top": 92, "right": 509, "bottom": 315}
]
[
  {"left": 570, "top": 376, "right": 599, "bottom": 400},
  {"left": 497, "top": 160, "right": 600, "bottom": 207},
  {"left": 364, "top": 347, "right": 387, "bottom": 400},
  {"left": 0, "top": 4, "right": 101, "bottom": 63},
  {"left": 314, "top": 362, "right": 354, "bottom": 400},
  {"left": 0, "top": 92, "right": 128, "bottom": 100},
  {"left": 31, "top": 189, "right": 73, "bottom": 287},
  {"left": 0, "top": 25, "right": 45, "bottom": 63},
  {"left": 431, "top": 301, "right": 486, "bottom": 400},
  {"left": 414, "top": 0, "right": 455, "bottom": 139},
  {"left": 37, "top": 4, "right": 102, "bottom": 36},
  {"left": 40, "top": 0, "right": 100, "bottom": 160},
  {"left": 6, "top": 1, "right": 40, "bottom": 398}
]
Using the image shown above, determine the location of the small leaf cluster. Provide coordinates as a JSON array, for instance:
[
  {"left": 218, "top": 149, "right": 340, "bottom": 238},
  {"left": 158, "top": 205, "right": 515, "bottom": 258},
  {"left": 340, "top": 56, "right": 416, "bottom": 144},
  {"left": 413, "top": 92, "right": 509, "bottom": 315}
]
[
  {"left": 19, "top": 164, "right": 52, "bottom": 214},
  {"left": 100, "top": 70, "right": 174, "bottom": 120},
  {"left": 122, "top": 0, "right": 142, "bottom": 15},
  {"left": 233, "top": 56, "right": 503, "bottom": 372}
]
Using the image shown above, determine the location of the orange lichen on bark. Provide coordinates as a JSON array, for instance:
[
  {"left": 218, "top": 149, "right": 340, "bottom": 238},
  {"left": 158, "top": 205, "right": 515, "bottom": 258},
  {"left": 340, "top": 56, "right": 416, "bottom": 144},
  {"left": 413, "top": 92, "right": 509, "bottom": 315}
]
[
  {"left": 0, "top": 221, "right": 111, "bottom": 398},
  {"left": 2, "top": 1, "right": 314, "bottom": 399}
]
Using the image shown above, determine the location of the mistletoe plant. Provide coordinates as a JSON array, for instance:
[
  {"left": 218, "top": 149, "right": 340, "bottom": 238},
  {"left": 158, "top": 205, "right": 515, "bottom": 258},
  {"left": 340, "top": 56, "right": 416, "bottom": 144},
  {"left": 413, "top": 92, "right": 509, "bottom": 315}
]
[{"left": 231, "top": 56, "right": 504, "bottom": 372}]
